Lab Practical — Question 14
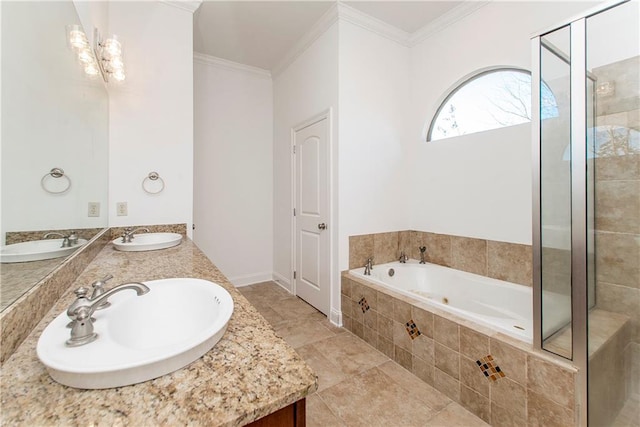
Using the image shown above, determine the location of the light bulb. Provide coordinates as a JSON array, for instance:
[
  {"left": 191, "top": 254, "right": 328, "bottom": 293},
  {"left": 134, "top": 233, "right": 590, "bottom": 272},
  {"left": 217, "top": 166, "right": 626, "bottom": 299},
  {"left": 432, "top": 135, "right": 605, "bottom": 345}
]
[
  {"left": 77, "top": 48, "right": 95, "bottom": 64},
  {"left": 112, "top": 69, "right": 126, "bottom": 82},
  {"left": 85, "top": 62, "right": 100, "bottom": 76},
  {"left": 110, "top": 56, "right": 124, "bottom": 71},
  {"left": 66, "top": 25, "right": 88, "bottom": 50},
  {"left": 102, "top": 36, "right": 121, "bottom": 57}
]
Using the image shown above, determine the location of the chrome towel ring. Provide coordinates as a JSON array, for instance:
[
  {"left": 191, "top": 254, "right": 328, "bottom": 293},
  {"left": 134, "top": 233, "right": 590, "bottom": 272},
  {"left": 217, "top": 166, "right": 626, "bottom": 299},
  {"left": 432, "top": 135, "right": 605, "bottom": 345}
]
[
  {"left": 142, "top": 171, "right": 165, "bottom": 194},
  {"left": 41, "top": 168, "right": 71, "bottom": 194}
]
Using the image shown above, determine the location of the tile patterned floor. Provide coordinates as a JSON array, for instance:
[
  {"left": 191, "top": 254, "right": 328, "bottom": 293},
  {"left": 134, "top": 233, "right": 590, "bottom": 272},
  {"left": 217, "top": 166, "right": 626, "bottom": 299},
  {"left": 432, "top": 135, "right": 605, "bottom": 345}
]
[{"left": 239, "top": 282, "right": 489, "bottom": 427}]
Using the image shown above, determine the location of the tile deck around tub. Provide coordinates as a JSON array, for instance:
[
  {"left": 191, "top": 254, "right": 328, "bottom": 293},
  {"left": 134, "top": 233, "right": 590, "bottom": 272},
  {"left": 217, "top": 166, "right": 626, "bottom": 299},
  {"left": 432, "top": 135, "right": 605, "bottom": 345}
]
[{"left": 239, "top": 281, "right": 488, "bottom": 427}]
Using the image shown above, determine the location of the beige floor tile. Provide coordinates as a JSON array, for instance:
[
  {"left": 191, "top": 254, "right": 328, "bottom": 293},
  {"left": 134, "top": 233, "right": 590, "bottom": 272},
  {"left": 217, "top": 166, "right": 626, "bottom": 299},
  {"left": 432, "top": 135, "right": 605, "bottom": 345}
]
[
  {"left": 425, "top": 403, "right": 491, "bottom": 427},
  {"left": 271, "top": 296, "right": 325, "bottom": 321},
  {"left": 306, "top": 393, "right": 347, "bottom": 427},
  {"left": 377, "top": 360, "right": 452, "bottom": 412},
  {"left": 319, "top": 367, "right": 437, "bottom": 427},
  {"left": 244, "top": 282, "right": 487, "bottom": 427},
  {"left": 297, "top": 343, "right": 352, "bottom": 392},
  {"left": 275, "top": 318, "right": 337, "bottom": 348},
  {"left": 312, "top": 332, "right": 389, "bottom": 375}
]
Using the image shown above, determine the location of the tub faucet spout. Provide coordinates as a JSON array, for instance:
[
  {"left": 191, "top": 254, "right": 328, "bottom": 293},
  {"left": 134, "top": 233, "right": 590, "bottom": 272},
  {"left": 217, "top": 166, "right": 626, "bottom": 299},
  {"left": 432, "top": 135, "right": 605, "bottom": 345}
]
[
  {"left": 399, "top": 252, "right": 408, "bottom": 263},
  {"left": 364, "top": 257, "right": 373, "bottom": 275},
  {"left": 419, "top": 246, "right": 427, "bottom": 264}
]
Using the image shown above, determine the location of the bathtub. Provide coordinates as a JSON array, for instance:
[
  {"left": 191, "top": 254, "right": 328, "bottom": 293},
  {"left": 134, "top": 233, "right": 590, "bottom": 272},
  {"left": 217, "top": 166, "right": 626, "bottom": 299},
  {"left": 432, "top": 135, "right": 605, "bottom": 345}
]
[{"left": 349, "top": 260, "right": 571, "bottom": 342}]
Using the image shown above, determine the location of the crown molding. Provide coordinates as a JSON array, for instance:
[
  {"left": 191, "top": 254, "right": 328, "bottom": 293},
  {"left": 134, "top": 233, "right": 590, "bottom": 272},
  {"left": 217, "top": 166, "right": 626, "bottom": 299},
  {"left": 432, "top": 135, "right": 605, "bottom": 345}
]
[
  {"left": 337, "top": 2, "right": 411, "bottom": 47},
  {"left": 194, "top": 52, "right": 272, "bottom": 79},
  {"left": 271, "top": 0, "right": 489, "bottom": 77},
  {"left": 408, "top": 1, "right": 491, "bottom": 47},
  {"left": 160, "top": 0, "right": 202, "bottom": 14},
  {"left": 271, "top": 3, "right": 340, "bottom": 78}
]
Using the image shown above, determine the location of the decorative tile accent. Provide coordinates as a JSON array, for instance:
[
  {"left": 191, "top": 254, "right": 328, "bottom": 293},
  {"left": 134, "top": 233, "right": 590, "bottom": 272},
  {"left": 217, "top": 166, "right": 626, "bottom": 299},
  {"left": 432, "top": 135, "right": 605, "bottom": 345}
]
[
  {"left": 405, "top": 319, "right": 422, "bottom": 339},
  {"left": 476, "top": 355, "right": 505, "bottom": 381},
  {"left": 359, "top": 297, "right": 370, "bottom": 313}
]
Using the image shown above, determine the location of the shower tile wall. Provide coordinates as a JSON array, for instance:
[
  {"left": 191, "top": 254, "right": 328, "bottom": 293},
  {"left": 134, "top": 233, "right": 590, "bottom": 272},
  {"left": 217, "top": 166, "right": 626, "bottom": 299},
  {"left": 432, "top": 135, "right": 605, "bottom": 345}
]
[
  {"left": 349, "top": 231, "right": 532, "bottom": 287},
  {"left": 593, "top": 56, "right": 640, "bottom": 395}
]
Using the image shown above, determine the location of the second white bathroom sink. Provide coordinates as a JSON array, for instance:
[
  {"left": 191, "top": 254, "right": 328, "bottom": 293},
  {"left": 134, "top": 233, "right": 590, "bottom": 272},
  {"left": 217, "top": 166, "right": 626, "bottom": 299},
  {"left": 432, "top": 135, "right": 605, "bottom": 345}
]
[{"left": 112, "top": 232, "right": 182, "bottom": 252}]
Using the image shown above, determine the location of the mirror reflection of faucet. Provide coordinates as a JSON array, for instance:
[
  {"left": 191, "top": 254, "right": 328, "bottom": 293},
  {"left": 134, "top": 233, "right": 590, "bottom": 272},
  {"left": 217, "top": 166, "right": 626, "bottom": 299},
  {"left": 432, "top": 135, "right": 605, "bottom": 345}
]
[{"left": 43, "top": 230, "right": 79, "bottom": 248}]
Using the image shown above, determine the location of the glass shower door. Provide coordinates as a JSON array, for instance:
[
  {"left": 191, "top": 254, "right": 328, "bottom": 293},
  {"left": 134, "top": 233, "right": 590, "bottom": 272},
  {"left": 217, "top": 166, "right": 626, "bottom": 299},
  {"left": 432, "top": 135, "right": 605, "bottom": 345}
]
[
  {"left": 586, "top": 2, "right": 640, "bottom": 425},
  {"left": 539, "top": 25, "right": 573, "bottom": 359}
]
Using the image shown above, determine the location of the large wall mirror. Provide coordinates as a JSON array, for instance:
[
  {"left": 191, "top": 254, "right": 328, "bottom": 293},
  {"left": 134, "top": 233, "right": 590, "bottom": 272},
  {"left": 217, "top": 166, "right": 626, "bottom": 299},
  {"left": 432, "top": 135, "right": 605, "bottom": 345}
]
[{"left": 1, "top": 1, "right": 109, "bottom": 311}]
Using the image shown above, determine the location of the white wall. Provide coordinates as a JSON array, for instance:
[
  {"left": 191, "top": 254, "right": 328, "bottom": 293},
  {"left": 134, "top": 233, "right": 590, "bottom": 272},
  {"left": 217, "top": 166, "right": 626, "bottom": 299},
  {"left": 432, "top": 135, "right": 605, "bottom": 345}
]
[
  {"left": 337, "top": 20, "right": 411, "bottom": 271},
  {"left": 108, "top": 1, "right": 194, "bottom": 235},
  {"left": 273, "top": 23, "right": 339, "bottom": 290},
  {"left": 409, "top": 1, "right": 597, "bottom": 245},
  {"left": 193, "top": 56, "right": 273, "bottom": 286}
]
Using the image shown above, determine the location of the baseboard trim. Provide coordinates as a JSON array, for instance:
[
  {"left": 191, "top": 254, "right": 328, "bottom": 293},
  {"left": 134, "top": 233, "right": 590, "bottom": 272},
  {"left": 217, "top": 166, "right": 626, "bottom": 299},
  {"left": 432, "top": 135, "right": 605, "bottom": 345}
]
[
  {"left": 329, "top": 308, "right": 342, "bottom": 327},
  {"left": 272, "top": 271, "right": 292, "bottom": 293},
  {"left": 230, "top": 272, "right": 273, "bottom": 287}
]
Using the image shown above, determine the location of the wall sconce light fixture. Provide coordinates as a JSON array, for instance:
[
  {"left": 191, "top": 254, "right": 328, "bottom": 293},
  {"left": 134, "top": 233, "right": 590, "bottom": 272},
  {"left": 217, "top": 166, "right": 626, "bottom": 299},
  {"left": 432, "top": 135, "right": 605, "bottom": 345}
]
[
  {"left": 66, "top": 25, "right": 126, "bottom": 83},
  {"left": 94, "top": 29, "right": 126, "bottom": 82}
]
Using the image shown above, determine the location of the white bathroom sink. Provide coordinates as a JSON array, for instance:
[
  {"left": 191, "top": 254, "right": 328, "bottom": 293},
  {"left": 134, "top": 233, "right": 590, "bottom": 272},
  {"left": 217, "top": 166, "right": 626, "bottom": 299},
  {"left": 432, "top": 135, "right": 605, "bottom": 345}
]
[
  {"left": 0, "top": 239, "right": 88, "bottom": 263},
  {"left": 112, "top": 232, "right": 182, "bottom": 252},
  {"left": 37, "top": 278, "right": 234, "bottom": 389}
]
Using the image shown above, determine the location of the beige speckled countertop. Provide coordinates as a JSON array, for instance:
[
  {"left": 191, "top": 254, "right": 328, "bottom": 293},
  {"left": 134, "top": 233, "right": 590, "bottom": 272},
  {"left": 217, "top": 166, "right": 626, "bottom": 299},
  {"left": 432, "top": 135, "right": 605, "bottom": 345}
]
[{"left": 0, "top": 238, "right": 317, "bottom": 426}]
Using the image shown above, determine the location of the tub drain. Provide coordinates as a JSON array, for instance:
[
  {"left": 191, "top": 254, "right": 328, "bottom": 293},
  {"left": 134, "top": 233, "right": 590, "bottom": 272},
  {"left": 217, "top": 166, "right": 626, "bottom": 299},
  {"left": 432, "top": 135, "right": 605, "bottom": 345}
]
[{"left": 388, "top": 268, "right": 395, "bottom": 277}]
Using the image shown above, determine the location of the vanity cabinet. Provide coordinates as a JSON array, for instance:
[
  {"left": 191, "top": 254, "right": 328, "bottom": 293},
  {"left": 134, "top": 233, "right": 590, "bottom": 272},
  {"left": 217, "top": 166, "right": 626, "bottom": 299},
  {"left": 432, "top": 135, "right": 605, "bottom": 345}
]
[{"left": 247, "top": 399, "right": 306, "bottom": 427}]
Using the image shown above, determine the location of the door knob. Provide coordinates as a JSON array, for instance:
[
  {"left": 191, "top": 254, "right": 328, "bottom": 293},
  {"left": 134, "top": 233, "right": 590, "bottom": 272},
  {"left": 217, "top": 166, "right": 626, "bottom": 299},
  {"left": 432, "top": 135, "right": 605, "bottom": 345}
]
[{"left": 318, "top": 223, "right": 327, "bottom": 230}]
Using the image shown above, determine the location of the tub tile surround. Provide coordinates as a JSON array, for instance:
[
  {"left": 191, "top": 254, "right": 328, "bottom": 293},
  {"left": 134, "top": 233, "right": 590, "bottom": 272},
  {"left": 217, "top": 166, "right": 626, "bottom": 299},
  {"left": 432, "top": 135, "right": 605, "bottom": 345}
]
[
  {"left": 342, "top": 273, "right": 581, "bottom": 426},
  {"left": 1, "top": 237, "right": 316, "bottom": 426},
  {"left": 349, "top": 230, "right": 533, "bottom": 287}
]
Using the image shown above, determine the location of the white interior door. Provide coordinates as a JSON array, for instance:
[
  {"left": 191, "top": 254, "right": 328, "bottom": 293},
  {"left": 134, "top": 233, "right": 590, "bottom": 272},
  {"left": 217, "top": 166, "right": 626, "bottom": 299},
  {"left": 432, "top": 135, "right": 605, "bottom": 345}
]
[{"left": 294, "top": 117, "right": 329, "bottom": 315}]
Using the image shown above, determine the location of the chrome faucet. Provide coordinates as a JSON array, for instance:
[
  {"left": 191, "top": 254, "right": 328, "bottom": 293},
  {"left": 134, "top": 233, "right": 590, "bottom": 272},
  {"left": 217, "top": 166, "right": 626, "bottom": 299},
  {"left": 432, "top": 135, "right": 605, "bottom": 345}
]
[
  {"left": 419, "top": 246, "right": 427, "bottom": 264},
  {"left": 364, "top": 257, "right": 374, "bottom": 275},
  {"left": 43, "top": 232, "right": 71, "bottom": 248},
  {"left": 121, "top": 227, "right": 150, "bottom": 243},
  {"left": 399, "top": 252, "right": 408, "bottom": 263},
  {"left": 66, "top": 281, "right": 150, "bottom": 347}
]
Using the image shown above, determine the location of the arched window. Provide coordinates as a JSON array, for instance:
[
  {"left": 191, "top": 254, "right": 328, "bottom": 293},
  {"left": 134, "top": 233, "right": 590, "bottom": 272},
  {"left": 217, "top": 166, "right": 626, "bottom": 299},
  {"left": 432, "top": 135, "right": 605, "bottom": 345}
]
[{"left": 427, "top": 68, "right": 558, "bottom": 141}]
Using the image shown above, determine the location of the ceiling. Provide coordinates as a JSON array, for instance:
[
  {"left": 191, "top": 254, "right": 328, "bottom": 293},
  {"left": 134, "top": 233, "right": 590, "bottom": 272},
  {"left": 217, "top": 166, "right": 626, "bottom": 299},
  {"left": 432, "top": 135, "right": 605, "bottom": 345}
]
[{"left": 193, "top": 1, "right": 465, "bottom": 71}]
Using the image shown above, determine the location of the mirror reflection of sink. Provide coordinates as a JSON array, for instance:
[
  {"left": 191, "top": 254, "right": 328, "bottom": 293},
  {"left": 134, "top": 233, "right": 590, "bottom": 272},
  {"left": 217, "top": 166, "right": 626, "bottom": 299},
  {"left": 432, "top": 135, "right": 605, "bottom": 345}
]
[
  {"left": 0, "top": 239, "right": 88, "bottom": 264},
  {"left": 112, "top": 232, "right": 182, "bottom": 252},
  {"left": 37, "top": 278, "right": 234, "bottom": 389}
]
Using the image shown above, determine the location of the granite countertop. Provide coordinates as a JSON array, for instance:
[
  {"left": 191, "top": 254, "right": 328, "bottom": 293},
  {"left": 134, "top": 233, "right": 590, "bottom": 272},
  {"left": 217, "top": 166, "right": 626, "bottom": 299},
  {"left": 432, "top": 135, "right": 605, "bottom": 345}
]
[{"left": 0, "top": 239, "right": 317, "bottom": 426}]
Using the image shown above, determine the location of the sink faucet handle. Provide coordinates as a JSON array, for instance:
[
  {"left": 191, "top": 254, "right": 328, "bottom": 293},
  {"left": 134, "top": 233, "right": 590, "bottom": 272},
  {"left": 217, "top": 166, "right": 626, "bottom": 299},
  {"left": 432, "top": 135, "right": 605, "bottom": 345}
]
[
  {"left": 67, "top": 287, "right": 91, "bottom": 320},
  {"left": 90, "top": 274, "right": 114, "bottom": 309},
  {"left": 66, "top": 306, "right": 98, "bottom": 347}
]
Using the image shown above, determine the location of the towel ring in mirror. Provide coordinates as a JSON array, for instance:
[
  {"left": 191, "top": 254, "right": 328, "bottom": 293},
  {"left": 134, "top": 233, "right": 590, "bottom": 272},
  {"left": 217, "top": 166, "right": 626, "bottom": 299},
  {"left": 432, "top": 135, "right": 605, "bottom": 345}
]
[
  {"left": 142, "top": 171, "right": 165, "bottom": 194},
  {"left": 41, "top": 168, "right": 71, "bottom": 194}
]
